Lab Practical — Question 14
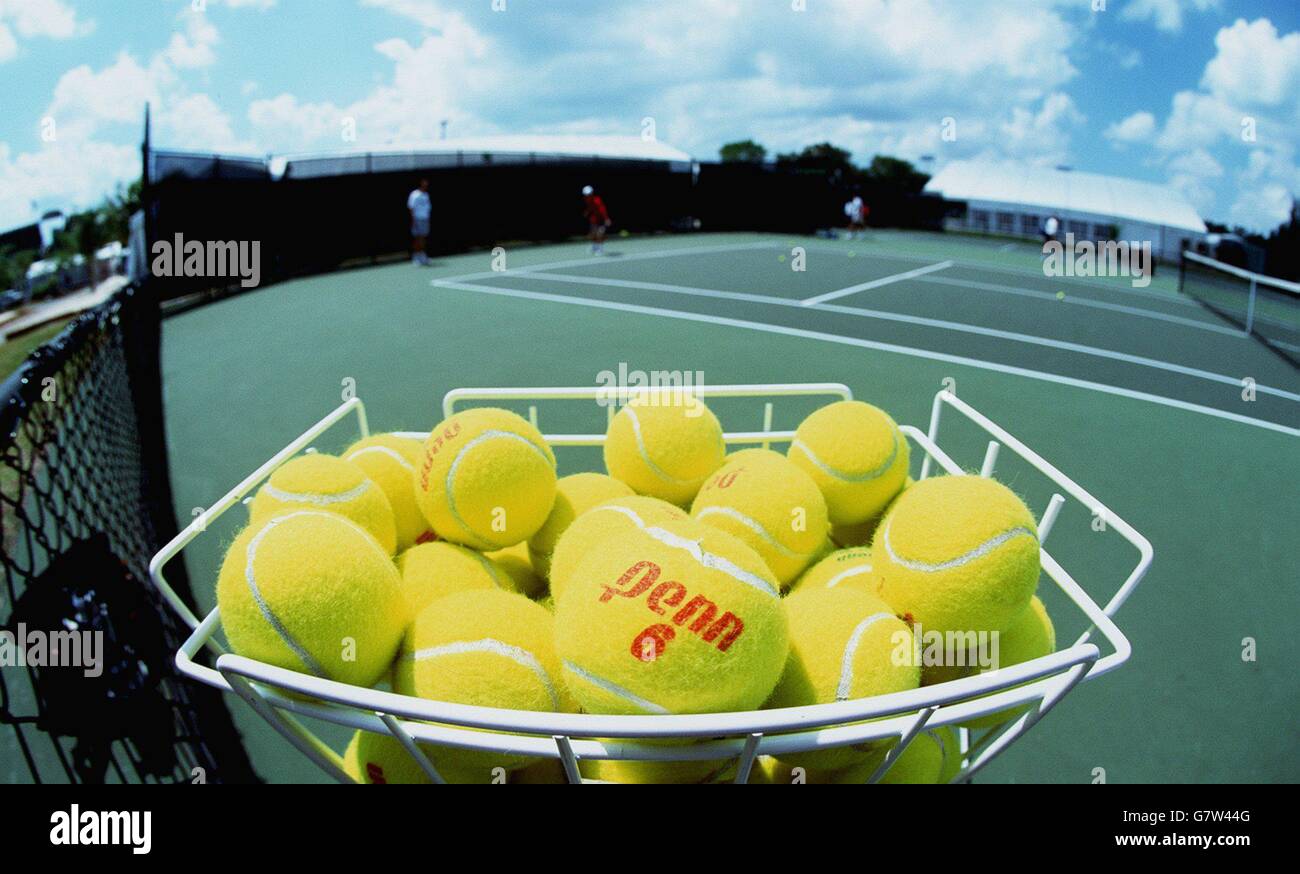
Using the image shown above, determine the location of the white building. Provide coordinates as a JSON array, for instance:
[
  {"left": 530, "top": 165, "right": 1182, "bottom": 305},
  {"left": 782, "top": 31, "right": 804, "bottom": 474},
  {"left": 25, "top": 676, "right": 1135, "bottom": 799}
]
[{"left": 922, "top": 160, "right": 1207, "bottom": 260}]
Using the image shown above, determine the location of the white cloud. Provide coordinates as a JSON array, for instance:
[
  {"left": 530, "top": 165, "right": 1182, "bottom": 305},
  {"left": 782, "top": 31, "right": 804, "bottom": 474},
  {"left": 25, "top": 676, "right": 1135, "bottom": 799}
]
[
  {"left": 1201, "top": 18, "right": 1300, "bottom": 110},
  {"left": 1105, "top": 111, "right": 1157, "bottom": 144},
  {"left": 0, "top": 140, "right": 139, "bottom": 232},
  {"left": 1121, "top": 0, "right": 1219, "bottom": 34},
  {"left": 0, "top": 0, "right": 85, "bottom": 62},
  {"left": 164, "top": 8, "right": 219, "bottom": 69},
  {"left": 160, "top": 93, "right": 253, "bottom": 152}
]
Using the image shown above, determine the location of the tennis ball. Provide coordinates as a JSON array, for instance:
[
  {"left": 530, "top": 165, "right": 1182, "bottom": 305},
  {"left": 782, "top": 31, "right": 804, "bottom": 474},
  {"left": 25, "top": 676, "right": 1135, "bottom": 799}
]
[
  {"left": 962, "top": 595, "right": 1055, "bottom": 730},
  {"left": 344, "top": 433, "right": 432, "bottom": 551},
  {"left": 690, "top": 448, "right": 829, "bottom": 587},
  {"left": 250, "top": 453, "right": 397, "bottom": 554},
  {"left": 603, "top": 394, "right": 726, "bottom": 506},
  {"left": 766, "top": 586, "right": 919, "bottom": 771},
  {"left": 414, "top": 407, "right": 557, "bottom": 550},
  {"left": 748, "top": 757, "right": 838, "bottom": 785},
  {"left": 933, "top": 725, "right": 963, "bottom": 783},
  {"left": 836, "top": 729, "right": 946, "bottom": 784},
  {"left": 828, "top": 476, "right": 914, "bottom": 547},
  {"left": 555, "top": 517, "right": 788, "bottom": 715},
  {"left": 580, "top": 755, "right": 735, "bottom": 784},
  {"left": 487, "top": 541, "right": 546, "bottom": 598},
  {"left": 788, "top": 401, "right": 910, "bottom": 526},
  {"left": 216, "top": 511, "right": 408, "bottom": 687},
  {"left": 528, "top": 473, "right": 634, "bottom": 577},
  {"left": 548, "top": 495, "right": 688, "bottom": 602},
  {"left": 871, "top": 474, "right": 1040, "bottom": 637},
  {"left": 393, "top": 589, "right": 573, "bottom": 771},
  {"left": 397, "top": 541, "right": 520, "bottom": 615},
  {"left": 791, "top": 546, "right": 874, "bottom": 593},
  {"left": 343, "top": 730, "right": 506, "bottom": 784}
]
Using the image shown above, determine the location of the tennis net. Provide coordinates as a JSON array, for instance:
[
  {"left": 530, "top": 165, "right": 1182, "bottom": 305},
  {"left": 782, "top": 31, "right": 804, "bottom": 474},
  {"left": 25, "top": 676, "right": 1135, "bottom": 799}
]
[{"left": 1179, "top": 250, "right": 1300, "bottom": 364}]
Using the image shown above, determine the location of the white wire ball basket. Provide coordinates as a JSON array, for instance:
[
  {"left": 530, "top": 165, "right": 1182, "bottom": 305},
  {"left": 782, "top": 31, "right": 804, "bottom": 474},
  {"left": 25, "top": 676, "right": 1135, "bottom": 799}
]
[{"left": 149, "top": 383, "right": 1151, "bottom": 784}]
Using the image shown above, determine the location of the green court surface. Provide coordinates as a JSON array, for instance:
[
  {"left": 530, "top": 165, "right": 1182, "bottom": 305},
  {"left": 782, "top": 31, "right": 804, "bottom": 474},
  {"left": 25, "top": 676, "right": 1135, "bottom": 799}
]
[{"left": 162, "top": 230, "right": 1299, "bottom": 784}]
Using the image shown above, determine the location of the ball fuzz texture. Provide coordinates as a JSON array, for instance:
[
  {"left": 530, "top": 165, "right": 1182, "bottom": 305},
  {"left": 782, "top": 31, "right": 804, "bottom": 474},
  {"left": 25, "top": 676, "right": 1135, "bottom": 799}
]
[
  {"left": 788, "top": 400, "right": 910, "bottom": 526},
  {"left": 250, "top": 453, "right": 397, "bottom": 554},
  {"left": 393, "top": 589, "right": 572, "bottom": 771},
  {"left": 344, "top": 433, "right": 432, "bottom": 551},
  {"left": 603, "top": 394, "right": 726, "bottom": 506},
  {"left": 343, "top": 730, "right": 502, "bottom": 785},
  {"left": 690, "top": 448, "right": 829, "bottom": 587},
  {"left": 791, "top": 546, "right": 874, "bottom": 593},
  {"left": 397, "top": 541, "right": 520, "bottom": 616},
  {"left": 414, "top": 407, "right": 557, "bottom": 550},
  {"left": 217, "top": 511, "right": 408, "bottom": 688},
  {"left": 547, "top": 495, "right": 688, "bottom": 603},
  {"left": 871, "top": 475, "right": 1040, "bottom": 637},
  {"left": 555, "top": 518, "right": 788, "bottom": 715},
  {"left": 962, "top": 595, "right": 1055, "bottom": 729},
  {"left": 528, "top": 472, "right": 633, "bottom": 577},
  {"left": 766, "top": 586, "right": 919, "bottom": 770}
]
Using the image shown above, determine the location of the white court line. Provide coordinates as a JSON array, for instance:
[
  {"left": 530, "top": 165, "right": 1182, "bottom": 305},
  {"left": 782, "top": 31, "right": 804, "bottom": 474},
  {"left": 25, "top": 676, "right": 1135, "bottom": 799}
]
[
  {"left": 801, "top": 260, "right": 954, "bottom": 306},
  {"left": 434, "top": 240, "right": 776, "bottom": 285},
  {"left": 478, "top": 271, "right": 1300, "bottom": 403},
  {"left": 920, "top": 274, "right": 1243, "bottom": 338},
  {"left": 790, "top": 239, "right": 1204, "bottom": 306},
  {"left": 430, "top": 278, "right": 1300, "bottom": 437}
]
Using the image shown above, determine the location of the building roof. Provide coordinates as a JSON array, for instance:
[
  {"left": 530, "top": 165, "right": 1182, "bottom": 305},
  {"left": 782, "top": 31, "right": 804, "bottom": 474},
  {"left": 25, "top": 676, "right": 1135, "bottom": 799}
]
[
  {"left": 923, "top": 160, "right": 1207, "bottom": 234},
  {"left": 267, "top": 134, "right": 694, "bottom": 179}
]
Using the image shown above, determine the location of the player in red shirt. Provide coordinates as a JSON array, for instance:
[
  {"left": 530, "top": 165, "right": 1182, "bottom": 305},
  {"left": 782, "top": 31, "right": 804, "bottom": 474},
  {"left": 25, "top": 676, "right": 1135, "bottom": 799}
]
[{"left": 582, "top": 185, "right": 611, "bottom": 255}]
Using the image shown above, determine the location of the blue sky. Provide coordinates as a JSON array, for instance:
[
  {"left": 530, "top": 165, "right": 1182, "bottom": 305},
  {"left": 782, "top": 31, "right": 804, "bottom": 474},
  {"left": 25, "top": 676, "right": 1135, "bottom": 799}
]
[{"left": 1, "top": 0, "right": 1297, "bottom": 232}]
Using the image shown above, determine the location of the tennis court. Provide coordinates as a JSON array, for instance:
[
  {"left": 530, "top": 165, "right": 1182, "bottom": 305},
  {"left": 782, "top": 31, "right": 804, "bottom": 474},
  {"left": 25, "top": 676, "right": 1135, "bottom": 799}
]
[{"left": 162, "top": 229, "right": 1299, "bottom": 783}]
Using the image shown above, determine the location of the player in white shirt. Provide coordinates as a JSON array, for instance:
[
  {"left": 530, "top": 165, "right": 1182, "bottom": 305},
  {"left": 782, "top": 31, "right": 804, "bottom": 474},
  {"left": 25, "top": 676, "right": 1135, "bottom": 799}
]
[
  {"left": 844, "top": 195, "right": 867, "bottom": 239},
  {"left": 408, "top": 178, "right": 432, "bottom": 265}
]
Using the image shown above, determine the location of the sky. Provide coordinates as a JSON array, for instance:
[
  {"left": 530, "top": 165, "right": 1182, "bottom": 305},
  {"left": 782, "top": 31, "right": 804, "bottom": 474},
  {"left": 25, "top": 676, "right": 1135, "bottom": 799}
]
[{"left": 0, "top": 0, "right": 1297, "bottom": 233}]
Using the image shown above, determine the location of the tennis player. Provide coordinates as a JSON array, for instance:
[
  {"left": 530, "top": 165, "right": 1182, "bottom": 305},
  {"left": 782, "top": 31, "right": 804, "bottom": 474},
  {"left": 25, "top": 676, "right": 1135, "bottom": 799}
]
[
  {"left": 582, "top": 185, "right": 611, "bottom": 255},
  {"left": 408, "top": 178, "right": 431, "bottom": 265}
]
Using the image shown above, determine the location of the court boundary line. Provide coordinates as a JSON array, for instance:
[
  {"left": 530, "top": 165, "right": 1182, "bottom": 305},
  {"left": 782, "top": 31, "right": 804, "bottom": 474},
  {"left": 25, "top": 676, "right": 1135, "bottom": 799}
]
[
  {"left": 466, "top": 271, "right": 1300, "bottom": 404},
  {"left": 430, "top": 278, "right": 1299, "bottom": 437},
  {"left": 801, "top": 260, "right": 954, "bottom": 306}
]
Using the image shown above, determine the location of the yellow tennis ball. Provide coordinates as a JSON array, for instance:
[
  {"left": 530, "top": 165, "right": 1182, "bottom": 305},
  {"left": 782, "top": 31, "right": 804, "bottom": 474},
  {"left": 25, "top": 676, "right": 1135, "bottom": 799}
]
[
  {"left": 509, "top": 758, "right": 569, "bottom": 784},
  {"left": 788, "top": 400, "right": 910, "bottom": 526},
  {"left": 528, "top": 472, "right": 634, "bottom": 577},
  {"left": 548, "top": 495, "right": 688, "bottom": 602},
  {"left": 216, "top": 511, "right": 408, "bottom": 687},
  {"left": 250, "top": 453, "right": 398, "bottom": 554},
  {"left": 871, "top": 475, "right": 1040, "bottom": 637},
  {"left": 791, "top": 546, "right": 874, "bottom": 593},
  {"left": 393, "top": 589, "right": 573, "bottom": 772},
  {"left": 414, "top": 407, "right": 557, "bottom": 550},
  {"left": 836, "top": 728, "right": 947, "bottom": 784},
  {"left": 962, "top": 595, "right": 1055, "bottom": 730},
  {"left": 603, "top": 394, "right": 726, "bottom": 506},
  {"left": 690, "top": 448, "right": 829, "bottom": 587},
  {"left": 828, "top": 476, "right": 914, "bottom": 547},
  {"left": 580, "top": 756, "right": 735, "bottom": 784},
  {"left": 766, "top": 586, "right": 919, "bottom": 771},
  {"left": 747, "top": 757, "right": 839, "bottom": 784},
  {"left": 554, "top": 517, "right": 788, "bottom": 715},
  {"left": 343, "top": 730, "right": 505, "bottom": 784},
  {"left": 396, "top": 541, "right": 520, "bottom": 615},
  {"left": 486, "top": 541, "right": 546, "bottom": 598},
  {"left": 344, "top": 433, "right": 432, "bottom": 551}
]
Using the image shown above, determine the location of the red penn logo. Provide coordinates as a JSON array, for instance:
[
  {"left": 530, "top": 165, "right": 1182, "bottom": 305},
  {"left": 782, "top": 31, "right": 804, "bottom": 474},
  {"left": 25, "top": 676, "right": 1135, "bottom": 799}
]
[{"left": 599, "top": 560, "right": 745, "bottom": 661}]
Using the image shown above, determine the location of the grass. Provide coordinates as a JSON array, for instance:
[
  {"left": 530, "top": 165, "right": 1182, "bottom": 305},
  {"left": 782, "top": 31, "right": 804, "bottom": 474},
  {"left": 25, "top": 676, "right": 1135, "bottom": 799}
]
[{"left": 0, "top": 318, "right": 73, "bottom": 380}]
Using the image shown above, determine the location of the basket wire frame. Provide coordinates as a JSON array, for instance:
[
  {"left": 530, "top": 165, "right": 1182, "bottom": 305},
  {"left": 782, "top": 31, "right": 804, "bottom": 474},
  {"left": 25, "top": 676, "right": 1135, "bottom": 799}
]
[{"left": 149, "top": 384, "right": 1151, "bottom": 784}]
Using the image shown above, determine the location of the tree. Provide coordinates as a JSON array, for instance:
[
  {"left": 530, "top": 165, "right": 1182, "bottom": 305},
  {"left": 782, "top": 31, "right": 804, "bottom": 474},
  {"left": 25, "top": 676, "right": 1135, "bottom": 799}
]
[
  {"left": 0, "top": 246, "right": 36, "bottom": 294},
  {"left": 863, "top": 155, "right": 930, "bottom": 195},
  {"left": 1264, "top": 199, "right": 1299, "bottom": 281},
  {"left": 775, "top": 142, "right": 857, "bottom": 178},
  {"left": 719, "top": 139, "right": 767, "bottom": 163}
]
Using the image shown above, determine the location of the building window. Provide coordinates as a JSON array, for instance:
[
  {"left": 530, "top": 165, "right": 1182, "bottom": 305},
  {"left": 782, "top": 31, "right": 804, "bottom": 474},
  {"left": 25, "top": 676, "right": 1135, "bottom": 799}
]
[
  {"left": 1022, "top": 214, "right": 1041, "bottom": 235},
  {"left": 1094, "top": 224, "right": 1115, "bottom": 240},
  {"left": 970, "top": 210, "right": 989, "bottom": 231},
  {"left": 1067, "top": 220, "right": 1088, "bottom": 238},
  {"left": 997, "top": 212, "right": 1015, "bottom": 234}
]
